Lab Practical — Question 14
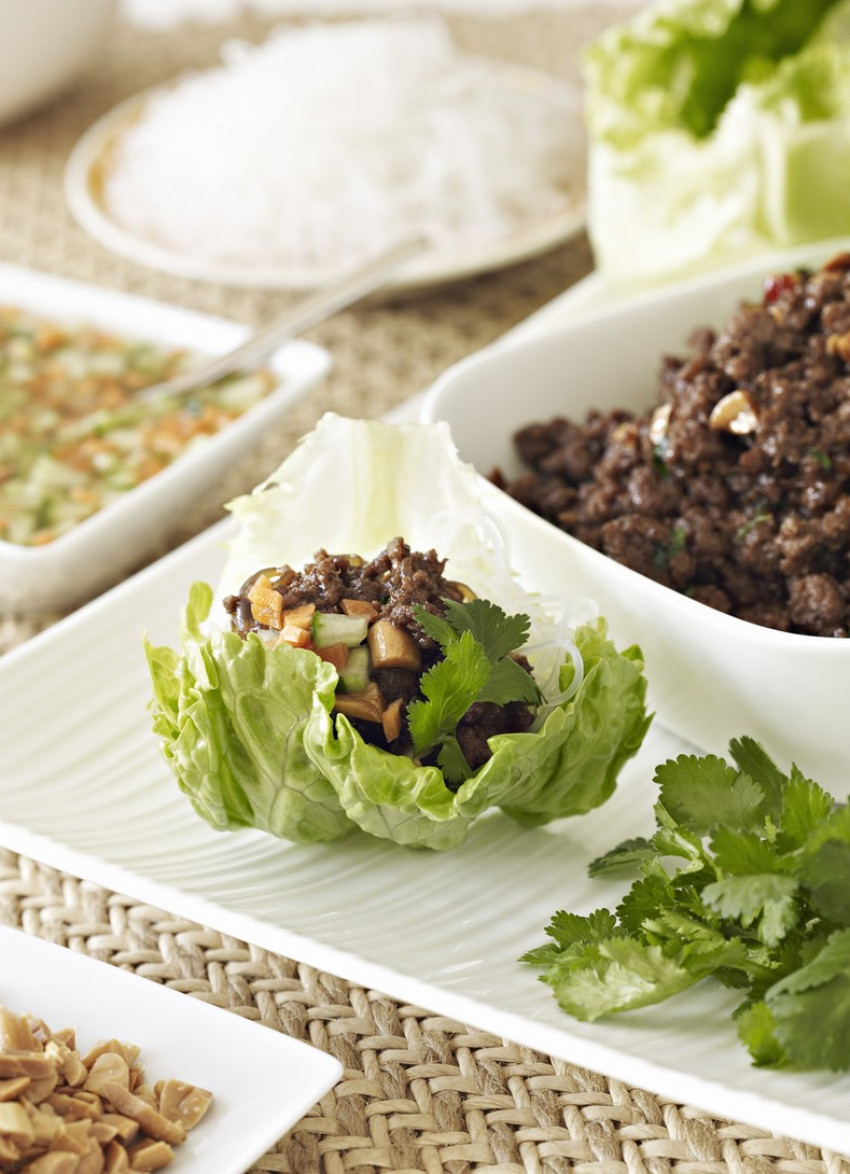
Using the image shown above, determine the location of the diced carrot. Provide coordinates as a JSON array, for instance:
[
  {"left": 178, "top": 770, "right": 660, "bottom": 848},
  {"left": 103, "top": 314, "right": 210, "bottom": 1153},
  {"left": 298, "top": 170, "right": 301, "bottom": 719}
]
[
  {"left": 281, "top": 624, "right": 312, "bottom": 648},
  {"left": 318, "top": 643, "right": 349, "bottom": 671},
  {"left": 281, "top": 603, "right": 316, "bottom": 630},
  {"left": 340, "top": 599, "right": 378, "bottom": 619}
]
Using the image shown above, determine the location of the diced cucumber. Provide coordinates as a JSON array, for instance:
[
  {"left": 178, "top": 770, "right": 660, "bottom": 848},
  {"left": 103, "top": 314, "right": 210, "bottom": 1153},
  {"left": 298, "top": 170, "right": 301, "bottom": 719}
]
[
  {"left": 312, "top": 611, "right": 370, "bottom": 649},
  {"left": 338, "top": 646, "right": 371, "bottom": 694}
]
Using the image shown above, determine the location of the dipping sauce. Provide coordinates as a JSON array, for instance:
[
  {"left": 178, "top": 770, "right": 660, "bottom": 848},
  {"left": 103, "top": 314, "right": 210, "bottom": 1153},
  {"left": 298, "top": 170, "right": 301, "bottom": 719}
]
[{"left": 0, "top": 307, "right": 276, "bottom": 546}]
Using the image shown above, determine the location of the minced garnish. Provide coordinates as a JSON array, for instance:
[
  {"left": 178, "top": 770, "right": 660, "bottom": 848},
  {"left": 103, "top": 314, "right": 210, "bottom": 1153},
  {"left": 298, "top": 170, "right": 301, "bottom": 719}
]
[{"left": 0, "top": 307, "right": 276, "bottom": 546}]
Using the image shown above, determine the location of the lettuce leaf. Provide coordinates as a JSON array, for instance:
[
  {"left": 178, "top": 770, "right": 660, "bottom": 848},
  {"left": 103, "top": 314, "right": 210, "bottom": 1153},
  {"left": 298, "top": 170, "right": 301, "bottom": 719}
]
[
  {"left": 146, "top": 582, "right": 355, "bottom": 844},
  {"left": 149, "top": 601, "right": 649, "bottom": 850},
  {"left": 583, "top": 0, "right": 850, "bottom": 285}
]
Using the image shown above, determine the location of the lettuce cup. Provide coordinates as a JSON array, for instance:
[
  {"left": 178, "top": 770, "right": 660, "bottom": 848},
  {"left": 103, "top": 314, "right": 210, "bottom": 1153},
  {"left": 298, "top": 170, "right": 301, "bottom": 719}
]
[{"left": 146, "top": 415, "right": 650, "bottom": 850}]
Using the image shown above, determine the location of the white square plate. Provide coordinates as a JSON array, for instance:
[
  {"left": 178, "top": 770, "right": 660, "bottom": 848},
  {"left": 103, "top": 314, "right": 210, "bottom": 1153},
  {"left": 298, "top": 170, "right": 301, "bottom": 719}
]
[
  {"left": 0, "top": 507, "right": 848, "bottom": 1153},
  {"left": 0, "top": 263, "right": 330, "bottom": 612},
  {"left": 0, "top": 923, "right": 342, "bottom": 1171}
]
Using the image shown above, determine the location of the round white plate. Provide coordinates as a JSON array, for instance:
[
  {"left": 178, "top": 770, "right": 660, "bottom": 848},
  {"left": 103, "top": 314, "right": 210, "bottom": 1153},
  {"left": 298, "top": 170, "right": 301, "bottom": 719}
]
[{"left": 64, "top": 62, "right": 587, "bottom": 292}]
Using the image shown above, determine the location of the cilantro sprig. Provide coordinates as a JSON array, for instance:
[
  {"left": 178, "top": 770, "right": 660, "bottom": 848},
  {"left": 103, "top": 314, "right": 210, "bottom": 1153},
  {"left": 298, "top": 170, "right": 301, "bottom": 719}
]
[
  {"left": 407, "top": 598, "right": 542, "bottom": 785},
  {"left": 522, "top": 737, "right": 850, "bottom": 1071}
]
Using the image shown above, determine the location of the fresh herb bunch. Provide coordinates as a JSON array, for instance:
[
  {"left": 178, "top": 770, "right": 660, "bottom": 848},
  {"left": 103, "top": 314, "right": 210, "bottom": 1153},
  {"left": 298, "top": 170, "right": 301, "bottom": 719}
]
[
  {"left": 408, "top": 598, "right": 543, "bottom": 784},
  {"left": 522, "top": 737, "right": 850, "bottom": 1071}
]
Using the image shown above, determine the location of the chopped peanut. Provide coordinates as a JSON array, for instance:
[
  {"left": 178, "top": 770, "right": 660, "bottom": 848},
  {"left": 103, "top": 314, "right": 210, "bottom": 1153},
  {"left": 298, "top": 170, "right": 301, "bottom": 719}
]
[{"left": 0, "top": 1009, "right": 211, "bottom": 1174}]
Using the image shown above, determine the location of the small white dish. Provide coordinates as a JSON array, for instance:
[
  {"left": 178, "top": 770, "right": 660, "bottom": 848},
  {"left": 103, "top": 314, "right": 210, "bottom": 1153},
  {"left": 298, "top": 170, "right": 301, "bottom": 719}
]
[
  {"left": 0, "top": 263, "right": 330, "bottom": 612},
  {"left": 64, "top": 64, "right": 586, "bottom": 292},
  {"left": 421, "top": 237, "right": 850, "bottom": 792},
  {"left": 0, "top": 924, "right": 342, "bottom": 1173}
]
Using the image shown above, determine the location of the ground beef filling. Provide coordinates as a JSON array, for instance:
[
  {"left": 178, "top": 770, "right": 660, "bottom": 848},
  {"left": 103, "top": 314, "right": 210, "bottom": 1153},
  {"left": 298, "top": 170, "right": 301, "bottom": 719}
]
[
  {"left": 223, "top": 537, "right": 535, "bottom": 783},
  {"left": 494, "top": 253, "right": 850, "bottom": 637}
]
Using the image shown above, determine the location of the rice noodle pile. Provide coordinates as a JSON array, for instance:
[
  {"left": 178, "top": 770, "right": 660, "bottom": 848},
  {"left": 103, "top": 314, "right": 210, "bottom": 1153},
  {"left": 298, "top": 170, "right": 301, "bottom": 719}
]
[{"left": 102, "top": 18, "right": 580, "bottom": 280}]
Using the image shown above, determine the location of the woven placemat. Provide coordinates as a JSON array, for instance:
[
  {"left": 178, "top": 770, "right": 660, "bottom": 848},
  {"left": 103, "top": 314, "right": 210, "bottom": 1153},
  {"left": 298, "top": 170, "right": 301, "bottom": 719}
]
[
  {"left": 1, "top": 848, "right": 843, "bottom": 1174},
  {"left": 0, "top": 8, "right": 846, "bottom": 1172}
]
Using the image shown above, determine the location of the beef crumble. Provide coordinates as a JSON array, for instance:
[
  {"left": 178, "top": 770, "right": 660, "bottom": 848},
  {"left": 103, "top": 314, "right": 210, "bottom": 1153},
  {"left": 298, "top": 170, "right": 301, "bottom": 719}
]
[
  {"left": 495, "top": 253, "right": 850, "bottom": 637},
  {"left": 224, "top": 537, "right": 535, "bottom": 783}
]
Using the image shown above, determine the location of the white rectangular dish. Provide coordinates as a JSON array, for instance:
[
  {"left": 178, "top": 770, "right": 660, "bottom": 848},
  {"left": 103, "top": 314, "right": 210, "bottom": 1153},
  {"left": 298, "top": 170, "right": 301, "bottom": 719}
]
[
  {"left": 421, "top": 238, "right": 850, "bottom": 794},
  {"left": 0, "top": 924, "right": 342, "bottom": 1172},
  {"left": 0, "top": 509, "right": 848, "bottom": 1152},
  {"left": 0, "top": 263, "right": 330, "bottom": 612}
]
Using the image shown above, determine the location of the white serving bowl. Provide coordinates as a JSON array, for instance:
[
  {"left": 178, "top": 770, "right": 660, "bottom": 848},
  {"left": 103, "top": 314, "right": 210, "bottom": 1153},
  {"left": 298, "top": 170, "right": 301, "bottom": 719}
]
[
  {"left": 421, "top": 237, "right": 850, "bottom": 791},
  {"left": 0, "top": 0, "right": 116, "bottom": 126},
  {"left": 0, "top": 264, "right": 330, "bottom": 612}
]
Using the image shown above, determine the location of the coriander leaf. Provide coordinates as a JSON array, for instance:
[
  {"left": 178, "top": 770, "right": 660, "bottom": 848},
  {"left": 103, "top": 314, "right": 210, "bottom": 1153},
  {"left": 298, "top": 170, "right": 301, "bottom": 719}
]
[
  {"left": 779, "top": 767, "right": 836, "bottom": 850},
  {"left": 440, "top": 597, "right": 530, "bottom": 663},
  {"left": 589, "top": 836, "right": 655, "bottom": 878},
  {"left": 709, "top": 826, "right": 785, "bottom": 876},
  {"left": 652, "top": 803, "right": 712, "bottom": 872},
  {"left": 616, "top": 874, "right": 674, "bottom": 937},
  {"left": 728, "top": 736, "right": 786, "bottom": 821},
  {"left": 547, "top": 908, "right": 619, "bottom": 949},
  {"left": 406, "top": 631, "right": 490, "bottom": 756},
  {"left": 477, "top": 655, "right": 543, "bottom": 706},
  {"left": 436, "top": 736, "right": 474, "bottom": 786},
  {"left": 765, "top": 929, "right": 850, "bottom": 1071},
  {"left": 520, "top": 909, "right": 618, "bottom": 967},
  {"left": 798, "top": 838, "right": 850, "bottom": 927},
  {"left": 736, "top": 1001, "right": 786, "bottom": 1068},
  {"left": 545, "top": 939, "right": 706, "bottom": 1022},
  {"left": 643, "top": 908, "right": 729, "bottom": 950},
  {"left": 702, "top": 875, "right": 800, "bottom": 948},
  {"left": 413, "top": 606, "right": 458, "bottom": 649},
  {"left": 655, "top": 754, "right": 765, "bottom": 835}
]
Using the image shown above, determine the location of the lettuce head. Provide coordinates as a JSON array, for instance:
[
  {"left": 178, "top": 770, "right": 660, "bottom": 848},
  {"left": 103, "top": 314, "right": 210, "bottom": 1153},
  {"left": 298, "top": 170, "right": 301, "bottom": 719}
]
[
  {"left": 584, "top": 0, "right": 850, "bottom": 286},
  {"left": 146, "top": 415, "right": 650, "bottom": 850}
]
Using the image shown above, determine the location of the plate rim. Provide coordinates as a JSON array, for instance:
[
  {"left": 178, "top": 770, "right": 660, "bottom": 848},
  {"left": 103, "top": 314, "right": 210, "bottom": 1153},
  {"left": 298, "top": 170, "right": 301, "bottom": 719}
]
[{"left": 64, "top": 61, "right": 586, "bottom": 292}]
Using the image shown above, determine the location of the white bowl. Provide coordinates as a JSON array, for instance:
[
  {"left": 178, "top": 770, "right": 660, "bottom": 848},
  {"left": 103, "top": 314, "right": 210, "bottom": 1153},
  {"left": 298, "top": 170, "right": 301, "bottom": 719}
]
[
  {"left": 421, "top": 238, "right": 850, "bottom": 791},
  {"left": 0, "top": 0, "right": 116, "bottom": 125},
  {"left": 0, "top": 263, "right": 330, "bottom": 612}
]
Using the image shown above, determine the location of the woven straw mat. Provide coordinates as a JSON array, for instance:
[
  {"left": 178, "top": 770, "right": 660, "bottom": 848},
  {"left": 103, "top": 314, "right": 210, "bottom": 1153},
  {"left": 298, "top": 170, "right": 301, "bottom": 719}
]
[{"left": 0, "top": 8, "right": 847, "bottom": 1174}]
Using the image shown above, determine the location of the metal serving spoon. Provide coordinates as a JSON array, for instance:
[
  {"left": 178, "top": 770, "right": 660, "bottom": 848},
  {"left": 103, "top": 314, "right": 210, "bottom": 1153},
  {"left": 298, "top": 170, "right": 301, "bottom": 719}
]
[{"left": 135, "top": 236, "right": 428, "bottom": 404}]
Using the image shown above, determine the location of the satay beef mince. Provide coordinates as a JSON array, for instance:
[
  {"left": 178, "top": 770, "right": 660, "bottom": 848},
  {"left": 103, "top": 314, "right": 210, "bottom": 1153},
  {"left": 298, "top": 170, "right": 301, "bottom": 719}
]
[
  {"left": 495, "top": 253, "right": 850, "bottom": 637},
  {"left": 224, "top": 537, "right": 536, "bottom": 781}
]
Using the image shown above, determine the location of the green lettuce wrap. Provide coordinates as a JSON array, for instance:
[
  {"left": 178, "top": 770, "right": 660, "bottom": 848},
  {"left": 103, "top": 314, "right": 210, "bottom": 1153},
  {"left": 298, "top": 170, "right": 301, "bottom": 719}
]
[
  {"left": 145, "top": 415, "right": 651, "bottom": 850},
  {"left": 584, "top": 0, "right": 850, "bottom": 286}
]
